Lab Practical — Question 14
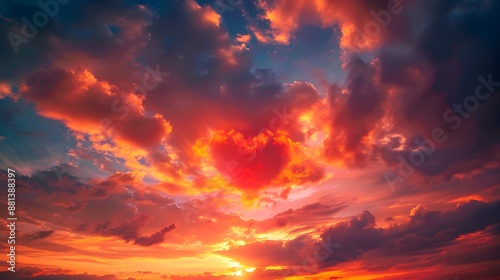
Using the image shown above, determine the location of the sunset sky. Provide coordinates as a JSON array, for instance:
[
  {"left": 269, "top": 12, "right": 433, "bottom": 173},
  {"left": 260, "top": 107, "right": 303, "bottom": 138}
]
[{"left": 1, "top": 0, "right": 500, "bottom": 279}]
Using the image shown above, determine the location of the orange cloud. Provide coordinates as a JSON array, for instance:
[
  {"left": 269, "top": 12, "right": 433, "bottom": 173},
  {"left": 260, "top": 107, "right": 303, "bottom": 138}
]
[
  {"left": 255, "top": 0, "right": 405, "bottom": 50},
  {"left": 236, "top": 34, "right": 251, "bottom": 44},
  {"left": 193, "top": 129, "right": 324, "bottom": 197},
  {"left": 19, "top": 67, "right": 171, "bottom": 149},
  {"left": 0, "top": 82, "right": 13, "bottom": 99}
]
